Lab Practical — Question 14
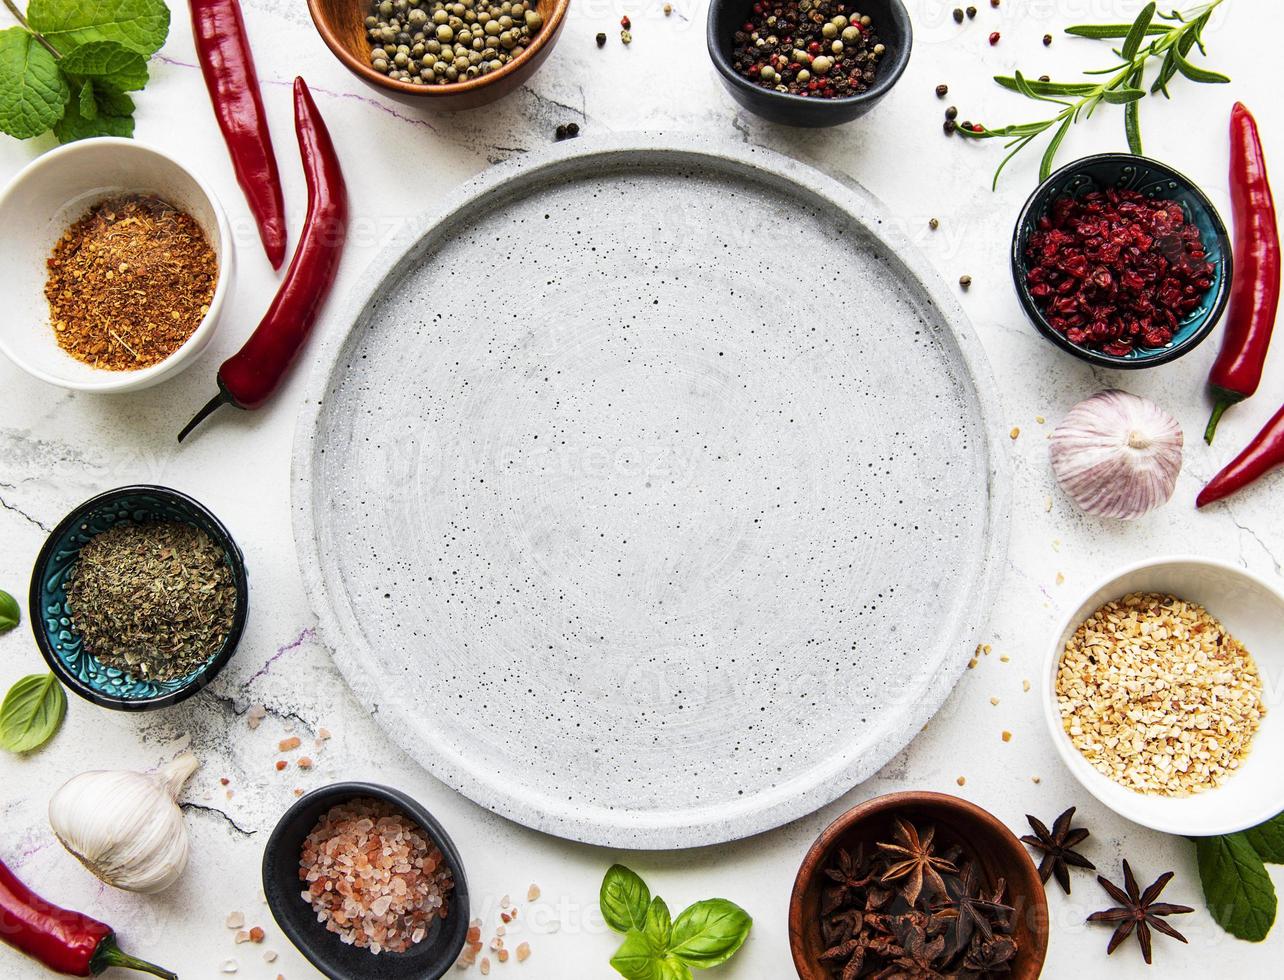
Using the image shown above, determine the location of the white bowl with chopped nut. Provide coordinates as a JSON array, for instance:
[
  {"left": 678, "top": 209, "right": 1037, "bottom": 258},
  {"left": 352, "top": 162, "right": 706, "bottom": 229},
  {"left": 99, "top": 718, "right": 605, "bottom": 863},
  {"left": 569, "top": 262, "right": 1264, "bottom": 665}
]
[{"left": 1044, "top": 556, "right": 1284, "bottom": 836}]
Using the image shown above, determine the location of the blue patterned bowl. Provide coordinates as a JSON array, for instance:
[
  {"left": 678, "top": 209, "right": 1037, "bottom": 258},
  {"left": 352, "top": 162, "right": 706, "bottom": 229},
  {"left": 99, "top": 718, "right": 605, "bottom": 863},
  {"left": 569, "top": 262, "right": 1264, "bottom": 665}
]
[
  {"left": 28, "top": 486, "right": 248, "bottom": 711},
  {"left": 1012, "top": 153, "right": 1232, "bottom": 369}
]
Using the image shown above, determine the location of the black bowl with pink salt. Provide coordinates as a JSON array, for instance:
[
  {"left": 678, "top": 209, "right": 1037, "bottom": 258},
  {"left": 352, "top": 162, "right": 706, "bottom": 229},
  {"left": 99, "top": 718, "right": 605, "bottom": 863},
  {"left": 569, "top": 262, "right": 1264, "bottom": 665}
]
[{"left": 263, "top": 783, "right": 468, "bottom": 978}]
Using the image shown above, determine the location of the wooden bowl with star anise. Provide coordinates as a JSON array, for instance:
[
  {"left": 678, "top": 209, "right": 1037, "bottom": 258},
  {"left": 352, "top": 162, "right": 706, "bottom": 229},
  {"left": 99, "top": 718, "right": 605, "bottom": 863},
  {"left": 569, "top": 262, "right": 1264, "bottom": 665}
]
[{"left": 789, "top": 792, "right": 1049, "bottom": 979}]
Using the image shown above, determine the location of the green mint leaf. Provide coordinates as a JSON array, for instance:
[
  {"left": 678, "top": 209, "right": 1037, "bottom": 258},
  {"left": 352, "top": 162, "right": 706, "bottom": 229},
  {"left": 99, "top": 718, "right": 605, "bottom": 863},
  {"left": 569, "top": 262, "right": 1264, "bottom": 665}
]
[
  {"left": 1243, "top": 813, "right": 1284, "bottom": 864},
  {"left": 0, "top": 674, "right": 67, "bottom": 753},
  {"left": 1197, "top": 833, "right": 1277, "bottom": 942},
  {"left": 27, "top": 0, "right": 171, "bottom": 57},
  {"left": 601, "top": 865, "right": 651, "bottom": 935},
  {"left": 668, "top": 898, "right": 752, "bottom": 969},
  {"left": 0, "top": 27, "right": 69, "bottom": 140},
  {"left": 53, "top": 83, "right": 134, "bottom": 143},
  {"left": 60, "top": 40, "right": 149, "bottom": 92},
  {"left": 644, "top": 896, "right": 672, "bottom": 950},
  {"left": 78, "top": 79, "right": 97, "bottom": 119},
  {"left": 0, "top": 590, "right": 18, "bottom": 632},
  {"left": 610, "top": 929, "right": 665, "bottom": 980},
  {"left": 657, "top": 956, "right": 692, "bottom": 980}
]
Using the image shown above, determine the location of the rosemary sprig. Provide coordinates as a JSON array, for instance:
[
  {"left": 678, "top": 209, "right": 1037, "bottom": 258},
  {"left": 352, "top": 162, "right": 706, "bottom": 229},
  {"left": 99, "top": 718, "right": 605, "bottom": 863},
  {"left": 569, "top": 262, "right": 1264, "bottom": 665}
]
[{"left": 960, "top": 1, "right": 1229, "bottom": 188}]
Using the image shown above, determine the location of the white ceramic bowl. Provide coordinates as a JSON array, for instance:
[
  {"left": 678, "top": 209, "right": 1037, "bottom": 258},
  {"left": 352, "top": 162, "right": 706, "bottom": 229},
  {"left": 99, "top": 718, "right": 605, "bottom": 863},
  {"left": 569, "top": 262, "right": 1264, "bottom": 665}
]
[
  {"left": 0, "top": 138, "right": 233, "bottom": 392},
  {"left": 1044, "top": 556, "right": 1284, "bottom": 837}
]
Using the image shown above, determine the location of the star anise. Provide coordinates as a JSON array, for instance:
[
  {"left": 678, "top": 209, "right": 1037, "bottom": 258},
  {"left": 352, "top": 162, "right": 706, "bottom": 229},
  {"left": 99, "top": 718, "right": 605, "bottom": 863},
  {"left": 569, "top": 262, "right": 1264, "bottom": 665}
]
[
  {"left": 885, "top": 917, "right": 948, "bottom": 978},
  {"left": 1087, "top": 861, "right": 1193, "bottom": 965},
  {"left": 1020, "top": 806, "right": 1095, "bottom": 894},
  {"left": 878, "top": 818, "right": 959, "bottom": 905},
  {"left": 963, "top": 933, "right": 1018, "bottom": 973},
  {"left": 930, "top": 863, "right": 1015, "bottom": 955}
]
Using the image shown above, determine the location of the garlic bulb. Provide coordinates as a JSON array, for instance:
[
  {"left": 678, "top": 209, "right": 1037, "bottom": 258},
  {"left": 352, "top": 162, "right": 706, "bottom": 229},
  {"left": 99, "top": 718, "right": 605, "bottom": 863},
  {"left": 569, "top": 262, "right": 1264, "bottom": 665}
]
[
  {"left": 1050, "top": 390, "right": 1183, "bottom": 520},
  {"left": 49, "top": 752, "right": 199, "bottom": 894}
]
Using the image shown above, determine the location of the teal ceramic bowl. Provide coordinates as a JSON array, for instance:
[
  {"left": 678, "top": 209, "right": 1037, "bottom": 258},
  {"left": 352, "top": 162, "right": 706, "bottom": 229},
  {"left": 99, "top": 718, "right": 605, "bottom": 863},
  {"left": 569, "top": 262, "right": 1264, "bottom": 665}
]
[
  {"left": 1012, "top": 153, "right": 1232, "bottom": 369},
  {"left": 29, "top": 486, "right": 248, "bottom": 711}
]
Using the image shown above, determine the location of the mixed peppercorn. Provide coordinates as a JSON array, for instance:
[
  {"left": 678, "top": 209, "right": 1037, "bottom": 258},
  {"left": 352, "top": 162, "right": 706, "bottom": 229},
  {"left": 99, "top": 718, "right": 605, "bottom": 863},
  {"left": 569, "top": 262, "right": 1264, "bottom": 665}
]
[
  {"left": 730, "top": 1, "right": 886, "bottom": 98},
  {"left": 1025, "top": 189, "right": 1215, "bottom": 356}
]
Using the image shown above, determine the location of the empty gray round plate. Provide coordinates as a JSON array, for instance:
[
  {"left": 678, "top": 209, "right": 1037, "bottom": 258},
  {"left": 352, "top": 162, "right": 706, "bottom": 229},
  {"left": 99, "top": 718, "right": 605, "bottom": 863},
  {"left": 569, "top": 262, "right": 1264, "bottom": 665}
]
[{"left": 293, "top": 135, "right": 1010, "bottom": 848}]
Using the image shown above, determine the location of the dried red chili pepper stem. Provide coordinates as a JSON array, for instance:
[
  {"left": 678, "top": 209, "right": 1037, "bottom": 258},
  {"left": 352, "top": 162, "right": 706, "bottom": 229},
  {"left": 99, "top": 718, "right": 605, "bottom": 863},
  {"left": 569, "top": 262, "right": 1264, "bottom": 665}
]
[
  {"left": 0, "top": 859, "right": 176, "bottom": 978},
  {"left": 190, "top": 0, "right": 288, "bottom": 269},
  {"left": 1197, "top": 403, "right": 1284, "bottom": 507},
  {"left": 1205, "top": 102, "right": 1280, "bottom": 444},
  {"left": 179, "top": 77, "right": 348, "bottom": 442}
]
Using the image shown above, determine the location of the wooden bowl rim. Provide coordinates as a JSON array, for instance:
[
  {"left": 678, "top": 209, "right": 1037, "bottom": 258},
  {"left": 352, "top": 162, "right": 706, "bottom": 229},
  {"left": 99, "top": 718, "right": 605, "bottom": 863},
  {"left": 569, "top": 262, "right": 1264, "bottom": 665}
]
[
  {"left": 306, "top": 0, "right": 570, "bottom": 98},
  {"left": 787, "top": 791, "right": 1049, "bottom": 979}
]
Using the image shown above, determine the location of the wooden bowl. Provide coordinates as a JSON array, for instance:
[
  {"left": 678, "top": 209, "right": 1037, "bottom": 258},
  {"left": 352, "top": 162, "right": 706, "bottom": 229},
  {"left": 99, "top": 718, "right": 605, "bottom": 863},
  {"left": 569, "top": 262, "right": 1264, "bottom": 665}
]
[
  {"left": 789, "top": 792, "right": 1049, "bottom": 979},
  {"left": 307, "top": 0, "right": 570, "bottom": 110}
]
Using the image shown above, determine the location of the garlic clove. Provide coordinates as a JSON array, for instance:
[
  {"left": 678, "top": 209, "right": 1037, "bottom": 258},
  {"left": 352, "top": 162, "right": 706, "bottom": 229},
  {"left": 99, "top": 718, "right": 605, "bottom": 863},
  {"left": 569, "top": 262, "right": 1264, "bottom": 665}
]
[
  {"left": 49, "top": 752, "right": 199, "bottom": 894},
  {"left": 1050, "top": 390, "right": 1183, "bottom": 520}
]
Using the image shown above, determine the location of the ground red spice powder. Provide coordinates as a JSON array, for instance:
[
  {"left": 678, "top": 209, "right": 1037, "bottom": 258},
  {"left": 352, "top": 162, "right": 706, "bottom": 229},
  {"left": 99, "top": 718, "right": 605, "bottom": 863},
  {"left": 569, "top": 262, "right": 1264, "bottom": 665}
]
[{"left": 45, "top": 195, "right": 218, "bottom": 370}]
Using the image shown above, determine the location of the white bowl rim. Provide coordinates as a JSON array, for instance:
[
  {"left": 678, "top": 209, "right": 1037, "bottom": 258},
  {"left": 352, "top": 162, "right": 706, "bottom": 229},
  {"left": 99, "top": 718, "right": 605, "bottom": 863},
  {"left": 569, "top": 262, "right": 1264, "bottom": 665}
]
[
  {"left": 0, "top": 136, "right": 232, "bottom": 393},
  {"left": 1042, "top": 553, "right": 1284, "bottom": 836}
]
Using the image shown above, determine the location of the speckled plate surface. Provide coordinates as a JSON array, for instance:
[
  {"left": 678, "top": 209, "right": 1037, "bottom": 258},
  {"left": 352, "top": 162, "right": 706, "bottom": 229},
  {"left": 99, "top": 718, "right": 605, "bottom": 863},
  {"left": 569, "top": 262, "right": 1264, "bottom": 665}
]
[{"left": 293, "top": 135, "right": 1010, "bottom": 848}]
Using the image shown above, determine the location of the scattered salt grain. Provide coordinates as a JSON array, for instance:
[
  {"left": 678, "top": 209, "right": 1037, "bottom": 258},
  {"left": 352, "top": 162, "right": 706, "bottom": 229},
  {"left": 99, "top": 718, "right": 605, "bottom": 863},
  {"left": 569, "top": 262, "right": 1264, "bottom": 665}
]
[
  {"left": 235, "top": 930, "right": 250, "bottom": 944},
  {"left": 221, "top": 961, "right": 237, "bottom": 974},
  {"left": 298, "top": 757, "right": 313, "bottom": 770},
  {"left": 516, "top": 941, "right": 531, "bottom": 962},
  {"left": 226, "top": 912, "right": 245, "bottom": 930},
  {"left": 527, "top": 883, "right": 540, "bottom": 902},
  {"left": 246, "top": 704, "right": 266, "bottom": 730},
  {"left": 263, "top": 951, "right": 278, "bottom": 963},
  {"left": 279, "top": 736, "right": 302, "bottom": 751}
]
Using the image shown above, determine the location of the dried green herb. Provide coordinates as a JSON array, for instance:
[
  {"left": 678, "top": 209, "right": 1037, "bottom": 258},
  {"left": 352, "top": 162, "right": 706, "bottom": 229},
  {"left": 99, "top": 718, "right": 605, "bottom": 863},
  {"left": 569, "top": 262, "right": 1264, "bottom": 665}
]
[
  {"left": 958, "top": 0, "right": 1229, "bottom": 187},
  {"left": 0, "top": 672, "right": 66, "bottom": 752},
  {"left": 0, "top": 588, "right": 18, "bottom": 632},
  {"left": 66, "top": 520, "right": 236, "bottom": 682}
]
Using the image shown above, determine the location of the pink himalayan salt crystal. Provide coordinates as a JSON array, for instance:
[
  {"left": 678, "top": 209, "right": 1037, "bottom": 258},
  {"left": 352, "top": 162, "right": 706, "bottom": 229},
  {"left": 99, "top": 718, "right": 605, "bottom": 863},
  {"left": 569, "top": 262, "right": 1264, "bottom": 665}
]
[{"left": 298, "top": 797, "right": 453, "bottom": 955}]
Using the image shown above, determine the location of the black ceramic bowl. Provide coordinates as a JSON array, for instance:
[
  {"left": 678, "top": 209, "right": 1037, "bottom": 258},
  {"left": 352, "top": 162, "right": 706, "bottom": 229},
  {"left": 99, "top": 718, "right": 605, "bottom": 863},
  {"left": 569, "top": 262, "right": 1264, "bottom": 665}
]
[
  {"left": 707, "top": 0, "right": 912, "bottom": 126},
  {"left": 29, "top": 485, "right": 248, "bottom": 711},
  {"left": 263, "top": 783, "right": 469, "bottom": 980},
  {"left": 1012, "top": 153, "right": 1233, "bottom": 370}
]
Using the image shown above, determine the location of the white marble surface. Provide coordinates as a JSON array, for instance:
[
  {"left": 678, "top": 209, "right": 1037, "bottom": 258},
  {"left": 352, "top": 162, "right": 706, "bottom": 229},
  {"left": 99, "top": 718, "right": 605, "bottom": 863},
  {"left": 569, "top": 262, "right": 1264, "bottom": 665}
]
[{"left": 0, "top": 0, "right": 1281, "bottom": 977}]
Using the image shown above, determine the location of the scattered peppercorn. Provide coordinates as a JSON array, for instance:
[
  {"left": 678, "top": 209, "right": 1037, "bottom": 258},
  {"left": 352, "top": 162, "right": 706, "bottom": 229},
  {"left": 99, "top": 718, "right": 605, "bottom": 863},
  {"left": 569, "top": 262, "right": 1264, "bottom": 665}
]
[
  {"left": 990, "top": 0, "right": 999, "bottom": 6},
  {"left": 953, "top": 7, "right": 964, "bottom": 23},
  {"left": 935, "top": 83, "right": 948, "bottom": 97},
  {"left": 1043, "top": 33, "right": 1053, "bottom": 46},
  {"left": 663, "top": 2, "right": 672, "bottom": 13},
  {"left": 566, "top": 122, "right": 579, "bottom": 137},
  {"left": 730, "top": 1, "right": 886, "bottom": 99},
  {"left": 1039, "top": 74, "right": 1051, "bottom": 82},
  {"left": 966, "top": 6, "right": 977, "bottom": 18},
  {"left": 555, "top": 124, "right": 567, "bottom": 139},
  {"left": 930, "top": 217, "right": 940, "bottom": 230},
  {"left": 960, "top": 274, "right": 973, "bottom": 289},
  {"left": 596, "top": 31, "right": 606, "bottom": 47},
  {"left": 620, "top": 15, "right": 631, "bottom": 29},
  {"left": 620, "top": 28, "right": 632, "bottom": 43},
  {"left": 945, "top": 105, "right": 958, "bottom": 120},
  {"left": 943, "top": 119, "right": 957, "bottom": 135},
  {"left": 989, "top": 31, "right": 1000, "bottom": 45}
]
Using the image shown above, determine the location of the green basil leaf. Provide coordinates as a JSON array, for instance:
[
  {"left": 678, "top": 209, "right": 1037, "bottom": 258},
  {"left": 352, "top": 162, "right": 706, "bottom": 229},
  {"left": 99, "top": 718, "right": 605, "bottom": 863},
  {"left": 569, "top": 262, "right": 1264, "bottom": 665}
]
[
  {"left": 0, "top": 27, "right": 69, "bottom": 140},
  {"left": 0, "top": 590, "right": 19, "bottom": 632},
  {"left": 668, "top": 898, "right": 752, "bottom": 969},
  {"left": 1197, "top": 833, "right": 1277, "bottom": 942},
  {"left": 610, "top": 929, "right": 664, "bottom": 980},
  {"left": 59, "top": 40, "right": 149, "bottom": 92},
  {"left": 644, "top": 896, "right": 672, "bottom": 950},
  {"left": 657, "top": 956, "right": 692, "bottom": 980},
  {"left": 601, "top": 865, "right": 651, "bottom": 935},
  {"left": 27, "top": 0, "right": 171, "bottom": 56},
  {"left": 1243, "top": 813, "right": 1284, "bottom": 864},
  {"left": 0, "top": 674, "right": 67, "bottom": 753}
]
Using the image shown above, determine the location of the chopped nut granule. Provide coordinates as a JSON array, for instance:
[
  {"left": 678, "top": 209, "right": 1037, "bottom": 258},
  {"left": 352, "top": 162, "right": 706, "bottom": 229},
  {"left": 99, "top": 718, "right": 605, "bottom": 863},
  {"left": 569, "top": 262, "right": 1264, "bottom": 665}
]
[
  {"left": 1001, "top": 731, "right": 1012, "bottom": 743},
  {"left": 956, "top": 776, "right": 966, "bottom": 786},
  {"left": 1056, "top": 592, "right": 1265, "bottom": 796},
  {"left": 516, "top": 941, "right": 532, "bottom": 962},
  {"left": 1010, "top": 427, "right": 1020, "bottom": 439},
  {"left": 1022, "top": 679, "right": 1031, "bottom": 693},
  {"left": 298, "top": 797, "right": 454, "bottom": 954},
  {"left": 481, "top": 957, "right": 491, "bottom": 975},
  {"left": 989, "top": 697, "right": 1000, "bottom": 706},
  {"left": 527, "top": 883, "right": 541, "bottom": 902},
  {"left": 298, "top": 757, "right": 313, "bottom": 770},
  {"left": 279, "top": 736, "right": 302, "bottom": 751}
]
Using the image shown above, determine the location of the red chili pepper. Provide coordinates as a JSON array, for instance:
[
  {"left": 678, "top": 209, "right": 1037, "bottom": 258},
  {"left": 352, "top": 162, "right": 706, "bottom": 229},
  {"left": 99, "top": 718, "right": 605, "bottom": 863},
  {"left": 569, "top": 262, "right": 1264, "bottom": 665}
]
[
  {"left": 1197, "top": 403, "right": 1284, "bottom": 507},
  {"left": 0, "top": 859, "right": 175, "bottom": 978},
  {"left": 1204, "top": 102, "right": 1280, "bottom": 444},
  {"left": 190, "top": 0, "right": 288, "bottom": 269},
  {"left": 179, "top": 77, "right": 348, "bottom": 442}
]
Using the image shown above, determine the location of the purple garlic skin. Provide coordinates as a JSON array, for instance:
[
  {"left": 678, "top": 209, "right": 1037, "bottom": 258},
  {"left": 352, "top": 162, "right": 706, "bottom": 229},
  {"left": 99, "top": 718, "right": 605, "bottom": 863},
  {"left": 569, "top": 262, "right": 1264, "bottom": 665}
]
[{"left": 1050, "top": 390, "right": 1183, "bottom": 520}]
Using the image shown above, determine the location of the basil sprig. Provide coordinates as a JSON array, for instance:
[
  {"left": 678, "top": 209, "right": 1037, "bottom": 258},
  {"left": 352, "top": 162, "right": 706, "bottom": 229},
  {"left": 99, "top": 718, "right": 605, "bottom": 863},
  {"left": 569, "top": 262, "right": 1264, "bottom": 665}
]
[
  {"left": 0, "top": 589, "right": 18, "bottom": 632},
  {"left": 601, "top": 864, "right": 752, "bottom": 979},
  {"left": 1197, "top": 812, "right": 1284, "bottom": 942},
  {"left": 0, "top": 672, "right": 67, "bottom": 752}
]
